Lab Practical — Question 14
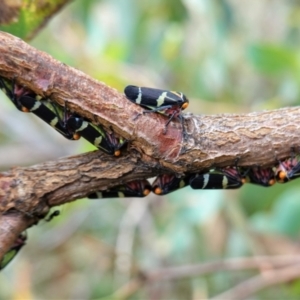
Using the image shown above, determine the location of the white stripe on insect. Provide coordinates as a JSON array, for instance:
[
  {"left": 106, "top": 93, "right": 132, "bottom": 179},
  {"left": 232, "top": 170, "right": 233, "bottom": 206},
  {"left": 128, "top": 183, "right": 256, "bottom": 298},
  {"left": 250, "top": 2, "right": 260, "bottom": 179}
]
[
  {"left": 136, "top": 87, "right": 142, "bottom": 104},
  {"left": 77, "top": 121, "right": 89, "bottom": 132},
  {"left": 94, "top": 136, "right": 103, "bottom": 147},
  {"left": 31, "top": 101, "right": 42, "bottom": 112},
  {"left": 50, "top": 116, "right": 59, "bottom": 127},
  {"left": 202, "top": 173, "right": 210, "bottom": 188},
  {"left": 96, "top": 192, "right": 103, "bottom": 198},
  {"left": 222, "top": 176, "right": 229, "bottom": 188},
  {"left": 157, "top": 92, "right": 168, "bottom": 107},
  {"left": 179, "top": 179, "right": 185, "bottom": 188}
]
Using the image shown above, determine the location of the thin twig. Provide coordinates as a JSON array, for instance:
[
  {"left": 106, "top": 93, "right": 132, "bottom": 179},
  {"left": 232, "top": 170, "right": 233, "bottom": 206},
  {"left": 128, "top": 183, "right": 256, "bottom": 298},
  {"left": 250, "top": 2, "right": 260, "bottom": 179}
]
[
  {"left": 112, "top": 256, "right": 300, "bottom": 299},
  {"left": 211, "top": 262, "right": 300, "bottom": 300}
]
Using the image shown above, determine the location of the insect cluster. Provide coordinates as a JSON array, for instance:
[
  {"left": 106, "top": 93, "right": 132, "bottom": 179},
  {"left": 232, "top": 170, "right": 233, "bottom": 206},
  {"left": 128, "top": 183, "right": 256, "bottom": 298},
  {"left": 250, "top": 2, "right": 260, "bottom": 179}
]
[
  {"left": 0, "top": 78, "right": 126, "bottom": 156},
  {"left": 0, "top": 78, "right": 193, "bottom": 198},
  {"left": 1, "top": 77, "right": 298, "bottom": 199},
  {"left": 1, "top": 77, "right": 297, "bottom": 270},
  {"left": 152, "top": 164, "right": 291, "bottom": 196},
  {"left": 124, "top": 85, "right": 189, "bottom": 133}
]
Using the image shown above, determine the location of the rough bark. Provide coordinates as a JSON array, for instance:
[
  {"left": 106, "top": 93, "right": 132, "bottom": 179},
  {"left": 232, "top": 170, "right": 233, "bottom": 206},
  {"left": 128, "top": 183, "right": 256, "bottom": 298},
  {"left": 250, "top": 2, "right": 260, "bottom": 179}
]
[{"left": 0, "top": 151, "right": 154, "bottom": 215}]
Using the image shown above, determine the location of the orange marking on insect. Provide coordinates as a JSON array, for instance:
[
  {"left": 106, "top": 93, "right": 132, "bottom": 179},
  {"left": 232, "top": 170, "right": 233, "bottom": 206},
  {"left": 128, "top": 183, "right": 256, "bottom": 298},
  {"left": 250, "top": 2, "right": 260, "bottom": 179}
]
[
  {"left": 114, "top": 150, "right": 121, "bottom": 157},
  {"left": 241, "top": 178, "right": 248, "bottom": 184},
  {"left": 21, "top": 107, "right": 30, "bottom": 113},
  {"left": 143, "top": 188, "right": 151, "bottom": 196},
  {"left": 269, "top": 179, "right": 276, "bottom": 186},
  {"left": 278, "top": 171, "right": 287, "bottom": 180},
  {"left": 182, "top": 102, "right": 189, "bottom": 110},
  {"left": 73, "top": 133, "right": 81, "bottom": 140},
  {"left": 154, "top": 187, "right": 163, "bottom": 195}
]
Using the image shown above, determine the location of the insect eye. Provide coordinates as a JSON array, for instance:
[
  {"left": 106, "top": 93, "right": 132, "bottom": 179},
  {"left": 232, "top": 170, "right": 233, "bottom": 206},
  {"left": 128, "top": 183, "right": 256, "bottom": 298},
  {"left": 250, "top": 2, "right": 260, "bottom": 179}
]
[
  {"left": 181, "top": 102, "right": 189, "bottom": 110},
  {"left": 114, "top": 150, "right": 121, "bottom": 157},
  {"left": 73, "top": 133, "right": 81, "bottom": 140},
  {"left": 21, "top": 107, "right": 30, "bottom": 113},
  {"left": 241, "top": 178, "right": 248, "bottom": 184},
  {"left": 278, "top": 171, "right": 287, "bottom": 180},
  {"left": 154, "top": 187, "right": 163, "bottom": 195},
  {"left": 269, "top": 179, "right": 276, "bottom": 186},
  {"left": 143, "top": 188, "right": 151, "bottom": 196}
]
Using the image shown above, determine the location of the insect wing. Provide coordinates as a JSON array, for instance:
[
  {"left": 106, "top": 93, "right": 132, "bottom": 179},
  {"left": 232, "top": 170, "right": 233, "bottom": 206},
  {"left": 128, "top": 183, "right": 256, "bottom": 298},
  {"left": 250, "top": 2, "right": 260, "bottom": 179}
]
[
  {"left": 125, "top": 180, "right": 152, "bottom": 197},
  {"left": 189, "top": 173, "right": 243, "bottom": 189},
  {"left": 289, "top": 163, "right": 300, "bottom": 179},
  {"left": 152, "top": 174, "right": 189, "bottom": 195},
  {"left": 125, "top": 85, "right": 162, "bottom": 107},
  {"left": 0, "top": 77, "right": 13, "bottom": 100},
  {"left": 19, "top": 96, "right": 76, "bottom": 140},
  {"left": 105, "top": 132, "right": 127, "bottom": 157},
  {"left": 88, "top": 190, "right": 125, "bottom": 199},
  {"left": 88, "top": 180, "right": 152, "bottom": 199},
  {"left": 0, "top": 77, "right": 31, "bottom": 111},
  {"left": 67, "top": 116, "right": 125, "bottom": 156},
  {"left": 275, "top": 157, "right": 300, "bottom": 183},
  {"left": 247, "top": 167, "right": 275, "bottom": 187},
  {"left": 124, "top": 85, "right": 187, "bottom": 108}
]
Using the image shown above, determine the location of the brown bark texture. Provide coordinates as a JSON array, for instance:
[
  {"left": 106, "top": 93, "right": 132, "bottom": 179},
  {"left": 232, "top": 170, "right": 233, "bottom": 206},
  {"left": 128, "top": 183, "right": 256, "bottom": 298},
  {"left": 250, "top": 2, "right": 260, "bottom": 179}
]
[{"left": 0, "top": 31, "right": 299, "bottom": 260}]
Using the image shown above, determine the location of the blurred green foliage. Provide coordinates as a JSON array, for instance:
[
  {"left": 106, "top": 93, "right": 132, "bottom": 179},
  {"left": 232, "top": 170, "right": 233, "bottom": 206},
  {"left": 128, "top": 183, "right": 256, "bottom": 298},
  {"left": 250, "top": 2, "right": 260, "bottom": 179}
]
[
  {"left": 1, "top": 0, "right": 300, "bottom": 299},
  {"left": 0, "top": 0, "right": 70, "bottom": 40}
]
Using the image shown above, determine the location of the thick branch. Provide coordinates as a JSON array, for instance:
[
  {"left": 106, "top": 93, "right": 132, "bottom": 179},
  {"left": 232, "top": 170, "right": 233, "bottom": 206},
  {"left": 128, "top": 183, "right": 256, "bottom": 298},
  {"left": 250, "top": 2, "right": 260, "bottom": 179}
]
[
  {"left": 0, "top": 31, "right": 299, "bottom": 173},
  {"left": 0, "top": 151, "right": 154, "bottom": 215}
]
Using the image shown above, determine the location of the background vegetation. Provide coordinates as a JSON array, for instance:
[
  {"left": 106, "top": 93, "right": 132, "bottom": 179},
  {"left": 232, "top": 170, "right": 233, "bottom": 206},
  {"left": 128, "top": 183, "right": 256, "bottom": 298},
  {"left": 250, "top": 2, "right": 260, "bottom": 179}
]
[{"left": 1, "top": 0, "right": 300, "bottom": 298}]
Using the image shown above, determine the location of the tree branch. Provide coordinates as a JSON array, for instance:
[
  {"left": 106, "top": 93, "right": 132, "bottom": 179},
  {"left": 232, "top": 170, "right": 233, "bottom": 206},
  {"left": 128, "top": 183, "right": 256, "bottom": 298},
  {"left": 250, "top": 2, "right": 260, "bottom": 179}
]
[
  {"left": 0, "top": 150, "right": 154, "bottom": 261},
  {"left": 0, "top": 151, "right": 154, "bottom": 215},
  {"left": 1, "top": 30, "right": 300, "bottom": 262}
]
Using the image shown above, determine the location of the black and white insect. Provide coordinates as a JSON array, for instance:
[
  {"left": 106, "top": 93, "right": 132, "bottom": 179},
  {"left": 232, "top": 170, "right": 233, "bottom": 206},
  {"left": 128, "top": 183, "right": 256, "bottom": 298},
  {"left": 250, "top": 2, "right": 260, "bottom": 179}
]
[
  {"left": 66, "top": 116, "right": 126, "bottom": 156},
  {"left": 19, "top": 93, "right": 80, "bottom": 140},
  {"left": 124, "top": 85, "right": 189, "bottom": 133},
  {"left": 189, "top": 167, "right": 246, "bottom": 190},
  {"left": 244, "top": 167, "right": 275, "bottom": 187},
  {"left": 0, "top": 77, "right": 126, "bottom": 156},
  {"left": 88, "top": 179, "right": 152, "bottom": 199},
  {"left": 0, "top": 77, "right": 35, "bottom": 112},
  {"left": 0, "top": 232, "right": 27, "bottom": 271},
  {"left": 0, "top": 77, "right": 78, "bottom": 140},
  {"left": 152, "top": 173, "right": 191, "bottom": 195},
  {"left": 274, "top": 154, "right": 300, "bottom": 183}
]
